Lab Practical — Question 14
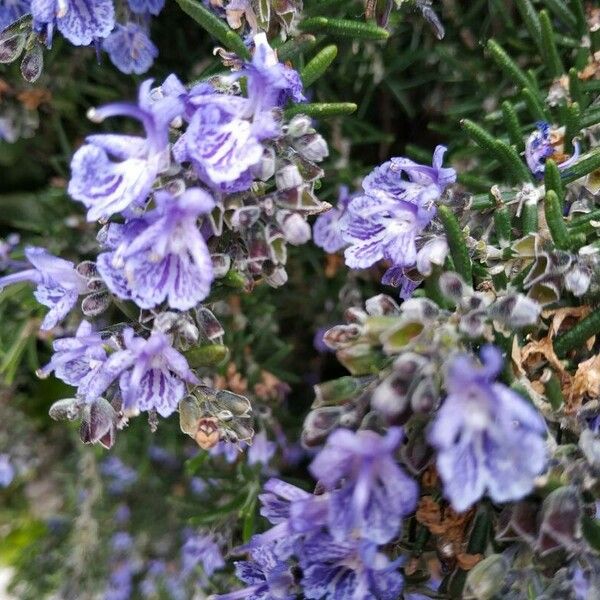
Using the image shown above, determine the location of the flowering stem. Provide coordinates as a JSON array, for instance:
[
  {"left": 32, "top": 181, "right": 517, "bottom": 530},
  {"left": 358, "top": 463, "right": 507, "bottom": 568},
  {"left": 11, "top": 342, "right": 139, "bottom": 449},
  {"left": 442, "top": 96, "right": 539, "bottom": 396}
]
[
  {"left": 554, "top": 310, "right": 600, "bottom": 357},
  {"left": 301, "top": 45, "right": 338, "bottom": 87},
  {"left": 438, "top": 205, "right": 473, "bottom": 285}
]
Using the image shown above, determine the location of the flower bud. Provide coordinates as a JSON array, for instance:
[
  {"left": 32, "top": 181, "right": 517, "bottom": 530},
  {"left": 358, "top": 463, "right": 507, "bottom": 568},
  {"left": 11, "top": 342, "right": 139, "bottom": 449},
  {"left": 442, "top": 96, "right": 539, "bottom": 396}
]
[
  {"left": 264, "top": 266, "right": 288, "bottom": 287},
  {"left": 294, "top": 133, "right": 329, "bottom": 162},
  {"left": 49, "top": 398, "right": 82, "bottom": 421},
  {"left": 365, "top": 294, "right": 400, "bottom": 316},
  {"left": 211, "top": 253, "right": 231, "bottom": 278},
  {"left": 464, "top": 554, "right": 509, "bottom": 600},
  {"left": 490, "top": 294, "right": 541, "bottom": 327},
  {"left": 252, "top": 147, "right": 276, "bottom": 181},
  {"left": 287, "top": 114, "right": 312, "bottom": 138},
  {"left": 80, "top": 398, "right": 117, "bottom": 449},
  {"left": 536, "top": 486, "right": 582, "bottom": 557},
  {"left": 276, "top": 164, "right": 303, "bottom": 191},
  {"left": 279, "top": 212, "right": 311, "bottom": 245},
  {"left": 565, "top": 265, "right": 591, "bottom": 297}
]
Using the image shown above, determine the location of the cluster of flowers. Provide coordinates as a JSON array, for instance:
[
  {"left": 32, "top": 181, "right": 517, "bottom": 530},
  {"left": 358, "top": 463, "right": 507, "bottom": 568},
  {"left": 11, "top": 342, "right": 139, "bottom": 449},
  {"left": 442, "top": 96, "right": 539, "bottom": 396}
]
[
  {"left": 0, "top": 32, "right": 328, "bottom": 446},
  {"left": 221, "top": 335, "right": 548, "bottom": 599},
  {"left": 0, "top": 0, "right": 163, "bottom": 78},
  {"left": 313, "top": 145, "right": 456, "bottom": 298}
]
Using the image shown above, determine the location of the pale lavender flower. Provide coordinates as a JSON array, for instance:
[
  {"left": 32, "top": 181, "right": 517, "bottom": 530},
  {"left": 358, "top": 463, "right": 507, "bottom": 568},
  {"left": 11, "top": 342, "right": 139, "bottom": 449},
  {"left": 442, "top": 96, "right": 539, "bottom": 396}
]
[
  {"left": 0, "top": 454, "right": 14, "bottom": 487},
  {"left": 429, "top": 345, "right": 547, "bottom": 513},
  {"left": 37, "top": 320, "right": 110, "bottom": 392},
  {"left": 127, "top": 0, "right": 163, "bottom": 15},
  {"left": 312, "top": 186, "right": 352, "bottom": 254},
  {"left": 104, "top": 561, "right": 134, "bottom": 600},
  {"left": 242, "top": 32, "right": 305, "bottom": 114},
  {"left": 362, "top": 145, "right": 456, "bottom": 205},
  {"left": 86, "top": 329, "right": 199, "bottom": 417},
  {"left": 525, "top": 122, "right": 581, "bottom": 178},
  {"left": 0, "top": 247, "right": 88, "bottom": 330},
  {"left": 298, "top": 532, "right": 403, "bottom": 600},
  {"left": 103, "top": 23, "right": 158, "bottom": 75},
  {"left": 172, "top": 93, "right": 265, "bottom": 192},
  {"left": 0, "top": 0, "right": 30, "bottom": 31},
  {"left": 69, "top": 78, "right": 183, "bottom": 221},
  {"left": 182, "top": 532, "right": 225, "bottom": 576},
  {"left": 248, "top": 431, "right": 276, "bottom": 467},
  {"left": 210, "top": 441, "right": 244, "bottom": 463},
  {"left": 31, "top": 0, "right": 114, "bottom": 46},
  {"left": 97, "top": 188, "right": 215, "bottom": 310},
  {"left": 111, "top": 532, "right": 134, "bottom": 553},
  {"left": 101, "top": 456, "right": 138, "bottom": 494},
  {"left": 251, "top": 478, "right": 327, "bottom": 558},
  {"left": 309, "top": 427, "right": 418, "bottom": 544},
  {"left": 343, "top": 146, "right": 455, "bottom": 272},
  {"left": 214, "top": 546, "right": 295, "bottom": 600}
]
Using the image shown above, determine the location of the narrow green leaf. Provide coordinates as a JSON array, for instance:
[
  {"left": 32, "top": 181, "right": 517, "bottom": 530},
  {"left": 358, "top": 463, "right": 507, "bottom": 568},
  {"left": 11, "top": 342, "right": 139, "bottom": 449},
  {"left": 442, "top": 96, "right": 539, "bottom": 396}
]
[
  {"left": 276, "top": 34, "right": 317, "bottom": 62},
  {"left": 301, "top": 45, "right": 338, "bottom": 87},
  {"left": 284, "top": 102, "right": 357, "bottom": 118},
  {"left": 568, "top": 67, "right": 584, "bottom": 108},
  {"left": 460, "top": 119, "right": 497, "bottom": 157},
  {"left": 501, "top": 101, "right": 523, "bottom": 150},
  {"left": 544, "top": 159, "right": 564, "bottom": 205},
  {"left": 561, "top": 148, "right": 600, "bottom": 183},
  {"left": 521, "top": 86, "right": 549, "bottom": 121},
  {"left": 570, "top": 0, "right": 586, "bottom": 35},
  {"left": 540, "top": 9, "right": 564, "bottom": 77},
  {"left": 173, "top": 0, "right": 250, "bottom": 59},
  {"left": 544, "top": 371, "right": 564, "bottom": 410},
  {"left": 564, "top": 101, "right": 581, "bottom": 154},
  {"left": 299, "top": 17, "right": 390, "bottom": 40},
  {"left": 544, "top": 190, "right": 571, "bottom": 250},
  {"left": 486, "top": 39, "right": 532, "bottom": 90},
  {"left": 521, "top": 199, "right": 539, "bottom": 235},
  {"left": 493, "top": 204, "right": 512, "bottom": 243},
  {"left": 438, "top": 205, "right": 472, "bottom": 285},
  {"left": 493, "top": 138, "right": 533, "bottom": 184},
  {"left": 544, "top": 0, "right": 577, "bottom": 29},
  {"left": 555, "top": 310, "right": 600, "bottom": 357},
  {"left": 515, "top": 0, "right": 542, "bottom": 51}
]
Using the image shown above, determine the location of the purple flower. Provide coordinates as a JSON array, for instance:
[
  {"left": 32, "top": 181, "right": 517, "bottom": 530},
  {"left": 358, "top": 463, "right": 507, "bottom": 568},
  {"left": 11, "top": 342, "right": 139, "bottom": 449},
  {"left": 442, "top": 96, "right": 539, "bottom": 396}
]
[
  {"left": 214, "top": 546, "right": 295, "bottom": 600},
  {"left": 312, "top": 186, "right": 352, "bottom": 254},
  {"left": 101, "top": 456, "right": 138, "bottom": 494},
  {"left": 248, "top": 431, "right": 276, "bottom": 467},
  {"left": 86, "top": 329, "right": 199, "bottom": 417},
  {"left": 298, "top": 532, "right": 403, "bottom": 600},
  {"left": 0, "top": 0, "right": 30, "bottom": 31},
  {"left": 362, "top": 145, "right": 456, "bottom": 205},
  {"left": 31, "top": 0, "right": 114, "bottom": 46},
  {"left": 103, "top": 23, "right": 158, "bottom": 75},
  {"left": 0, "top": 454, "right": 14, "bottom": 487},
  {"left": 111, "top": 532, "right": 134, "bottom": 553},
  {"left": 309, "top": 427, "right": 418, "bottom": 544},
  {"left": 525, "top": 122, "right": 581, "bottom": 178},
  {"left": 0, "top": 247, "right": 88, "bottom": 330},
  {"left": 127, "top": 0, "right": 163, "bottom": 15},
  {"left": 182, "top": 532, "right": 225, "bottom": 576},
  {"left": 69, "top": 79, "right": 183, "bottom": 221},
  {"left": 37, "top": 320, "right": 110, "bottom": 392},
  {"left": 172, "top": 93, "right": 265, "bottom": 192},
  {"left": 242, "top": 32, "right": 305, "bottom": 114},
  {"left": 210, "top": 440, "right": 244, "bottom": 463},
  {"left": 428, "top": 345, "right": 547, "bottom": 513},
  {"left": 97, "top": 188, "right": 215, "bottom": 310},
  {"left": 251, "top": 478, "right": 328, "bottom": 558},
  {"left": 343, "top": 146, "right": 455, "bottom": 273}
]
